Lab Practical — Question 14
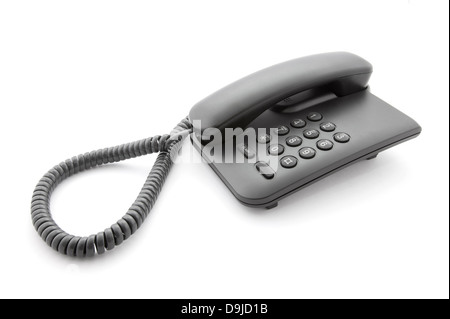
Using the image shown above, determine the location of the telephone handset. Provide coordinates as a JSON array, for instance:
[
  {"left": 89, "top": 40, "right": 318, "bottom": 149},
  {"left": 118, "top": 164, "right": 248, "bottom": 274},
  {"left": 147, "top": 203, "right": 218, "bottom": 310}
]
[
  {"left": 31, "top": 52, "right": 421, "bottom": 257},
  {"left": 190, "top": 52, "right": 372, "bottom": 136}
]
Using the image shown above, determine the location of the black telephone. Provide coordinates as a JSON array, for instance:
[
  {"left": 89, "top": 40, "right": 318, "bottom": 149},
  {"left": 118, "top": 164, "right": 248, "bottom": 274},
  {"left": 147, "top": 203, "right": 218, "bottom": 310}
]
[
  {"left": 188, "top": 52, "right": 421, "bottom": 208},
  {"left": 31, "top": 52, "right": 421, "bottom": 257}
]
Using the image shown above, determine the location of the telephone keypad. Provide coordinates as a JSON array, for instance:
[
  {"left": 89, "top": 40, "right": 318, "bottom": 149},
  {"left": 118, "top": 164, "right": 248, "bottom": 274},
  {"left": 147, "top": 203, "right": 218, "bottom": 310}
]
[
  {"left": 280, "top": 156, "right": 298, "bottom": 168},
  {"left": 286, "top": 136, "right": 302, "bottom": 147},
  {"left": 317, "top": 139, "right": 334, "bottom": 151},
  {"left": 303, "top": 129, "right": 320, "bottom": 139},
  {"left": 290, "top": 119, "right": 306, "bottom": 128},
  {"left": 320, "top": 122, "right": 336, "bottom": 132},
  {"left": 334, "top": 132, "right": 351, "bottom": 143},
  {"left": 307, "top": 112, "right": 323, "bottom": 121},
  {"left": 299, "top": 147, "right": 316, "bottom": 159},
  {"left": 257, "top": 134, "right": 271, "bottom": 144},
  {"left": 275, "top": 125, "right": 290, "bottom": 136},
  {"left": 254, "top": 114, "right": 350, "bottom": 177},
  {"left": 268, "top": 144, "right": 285, "bottom": 156}
]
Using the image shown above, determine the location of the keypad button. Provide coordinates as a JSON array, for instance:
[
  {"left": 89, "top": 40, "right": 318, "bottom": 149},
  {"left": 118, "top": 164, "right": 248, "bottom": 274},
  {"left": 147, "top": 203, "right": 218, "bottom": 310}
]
[
  {"left": 317, "top": 139, "right": 334, "bottom": 151},
  {"left": 290, "top": 119, "right": 306, "bottom": 128},
  {"left": 255, "top": 162, "right": 275, "bottom": 179},
  {"left": 268, "top": 144, "right": 285, "bottom": 156},
  {"left": 320, "top": 122, "right": 336, "bottom": 132},
  {"left": 237, "top": 144, "right": 256, "bottom": 159},
  {"left": 303, "top": 129, "right": 320, "bottom": 139},
  {"left": 286, "top": 136, "right": 303, "bottom": 147},
  {"left": 274, "top": 125, "right": 290, "bottom": 136},
  {"left": 334, "top": 132, "right": 351, "bottom": 143},
  {"left": 280, "top": 156, "right": 298, "bottom": 168},
  {"left": 307, "top": 112, "right": 323, "bottom": 121},
  {"left": 257, "top": 133, "right": 271, "bottom": 144},
  {"left": 299, "top": 147, "right": 316, "bottom": 159}
]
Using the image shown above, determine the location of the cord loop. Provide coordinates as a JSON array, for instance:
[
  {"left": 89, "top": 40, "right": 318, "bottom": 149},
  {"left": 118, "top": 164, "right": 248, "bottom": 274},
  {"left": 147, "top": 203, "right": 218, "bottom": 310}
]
[{"left": 31, "top": 117, "right": 192, "bottom": 257}]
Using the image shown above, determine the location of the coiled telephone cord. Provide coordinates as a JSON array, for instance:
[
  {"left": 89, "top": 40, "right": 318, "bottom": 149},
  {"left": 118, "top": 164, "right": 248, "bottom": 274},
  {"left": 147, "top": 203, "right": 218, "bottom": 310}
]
[{"left": 31, "top": 117, "right": 193, "bottom": 257}]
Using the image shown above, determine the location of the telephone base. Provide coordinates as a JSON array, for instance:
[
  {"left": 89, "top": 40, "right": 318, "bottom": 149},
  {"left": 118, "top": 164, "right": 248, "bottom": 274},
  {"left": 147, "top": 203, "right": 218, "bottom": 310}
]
[{"left": 190, "top": 79, "right": 421, "bottom": 209}]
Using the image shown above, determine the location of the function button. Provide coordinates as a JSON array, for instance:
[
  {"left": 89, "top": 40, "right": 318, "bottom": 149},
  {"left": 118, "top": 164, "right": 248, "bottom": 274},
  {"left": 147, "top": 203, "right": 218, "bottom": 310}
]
[
  {"left": 307, "top": 112, "right": 323, "bottom": 122},
  {"left": 255, "top": 161, "right": 275, "bottom": 179},
  {"left": 274, "top": 125, "right": 290, "bottom": 136},
  {"left": 334, "top": 132, "right": 351, "bottom": 143},
  {"left": 320, "top": 122, "right": 336, "bottom": 132},
  {"left": 303, "top": 129, "right": 320, "bottom": 139},
  {"left": 299, "top": 147, "right": 316, "bottom": 159},
  {"left": 268, "top": 144, "right": 285, "bottom": 156},
  {"left": 317, "top": 139, "right": 334, "bottom": 151},
  {"left": 286, "top": 136, "right": 303, "bottom": 147},
  {"left": 290, "top": 119, "right": 306, "bottom": 128},
  {"left": 280, "top": 156, "right": 298, "bottom": 168},
  {"left": 237, "top": 144, "right": 256, "bottom": 159},
  {"left": 257, "top": 133, "right": 271, "bottom": 144}
]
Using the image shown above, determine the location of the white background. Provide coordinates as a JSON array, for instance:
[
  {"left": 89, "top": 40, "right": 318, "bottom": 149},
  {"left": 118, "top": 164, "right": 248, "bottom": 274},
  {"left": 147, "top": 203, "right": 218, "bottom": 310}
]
[{"left": 0, "top": 0, "right": 448, "bottom": 299}]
